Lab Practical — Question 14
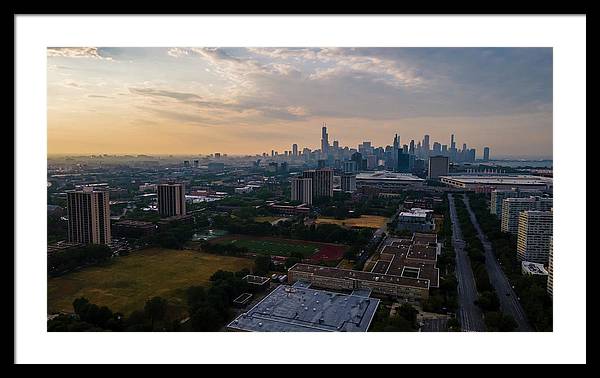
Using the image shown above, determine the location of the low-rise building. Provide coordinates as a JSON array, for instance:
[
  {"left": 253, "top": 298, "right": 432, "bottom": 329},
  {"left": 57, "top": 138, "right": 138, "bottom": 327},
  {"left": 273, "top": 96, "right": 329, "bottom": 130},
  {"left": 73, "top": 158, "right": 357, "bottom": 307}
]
[
  {"left": 268, "top": 203, "right": 310, "bottom": 216},
  {"left": 521, "top": 261, "right": 549, "bottom": 276},
  {"left": 396, "top": 208, "right": 435, "bottom": 233},
  {"left": 356, "top": 171, "right": 424, "bottom": 192},
  {"left": 112, "top": 219, "right": 157, "bottom": 238},
  {"left": 288, "top": 233, "right": 440, "bottom": 303},
  {"left": 47, "top": 241, "right": 83, "bottom": 255},
  {"left": 440, "top": 174, "right": 552, "bottom": 192}
]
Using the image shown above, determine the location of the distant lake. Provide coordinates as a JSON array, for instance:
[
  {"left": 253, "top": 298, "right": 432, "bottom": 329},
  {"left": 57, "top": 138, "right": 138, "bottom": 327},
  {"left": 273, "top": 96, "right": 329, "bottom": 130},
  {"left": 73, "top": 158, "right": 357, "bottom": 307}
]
[{"left": 484, "top": 160, "right": 553, "bottom": 168}]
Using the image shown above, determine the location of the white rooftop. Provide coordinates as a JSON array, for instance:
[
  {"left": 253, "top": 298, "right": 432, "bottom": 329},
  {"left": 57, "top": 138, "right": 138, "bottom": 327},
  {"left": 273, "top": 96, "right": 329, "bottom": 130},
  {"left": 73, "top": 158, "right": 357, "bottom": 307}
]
[{"left": 356, "top": 171, "right": 424, "bottom": 182}]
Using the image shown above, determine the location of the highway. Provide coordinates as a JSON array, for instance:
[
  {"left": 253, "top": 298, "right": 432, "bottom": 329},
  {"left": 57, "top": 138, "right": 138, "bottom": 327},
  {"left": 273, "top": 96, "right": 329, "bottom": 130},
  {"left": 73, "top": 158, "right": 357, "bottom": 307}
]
[
  {"left": 462, "top": 194, "right": 533, "bottom": 332},
  {"left": 447, "top": 193, "right": 486, "bottom": 332}
]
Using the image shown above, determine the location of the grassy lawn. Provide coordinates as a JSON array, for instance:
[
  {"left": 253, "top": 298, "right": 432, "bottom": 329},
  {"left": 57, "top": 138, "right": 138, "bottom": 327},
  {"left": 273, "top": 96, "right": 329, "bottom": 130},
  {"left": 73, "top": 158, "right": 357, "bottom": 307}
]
[
  {"left": 337, "top": 259, "right": 355, "bottom": 269},
  {"left": 315, "top": 215, "right": 388, "bottom": 229},
  {"left": 215, "top": 238, "right": 319, "bottom": 257},
  {"left": 47, "top": 248, "right": 254, "bottom": 317}
]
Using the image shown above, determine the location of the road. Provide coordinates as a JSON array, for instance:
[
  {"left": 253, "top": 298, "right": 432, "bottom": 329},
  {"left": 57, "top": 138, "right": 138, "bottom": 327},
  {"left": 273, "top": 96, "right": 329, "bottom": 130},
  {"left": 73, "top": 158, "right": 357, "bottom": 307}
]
[
  {"left": 462, "top": 194, "right": 533, "bottom": 332},
  {"left": 447, "top": 193, "right": 486, "bottom": 332},
  {"left": 420, "top": 318, "right": 448, "bottom": 332}
]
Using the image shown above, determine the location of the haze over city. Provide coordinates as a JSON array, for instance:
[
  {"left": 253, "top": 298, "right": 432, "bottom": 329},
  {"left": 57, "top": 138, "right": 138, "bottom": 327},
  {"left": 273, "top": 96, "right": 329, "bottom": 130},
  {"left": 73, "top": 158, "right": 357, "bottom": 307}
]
[{"left": 47, "top": 47, "right": 552, "bottom": 159}]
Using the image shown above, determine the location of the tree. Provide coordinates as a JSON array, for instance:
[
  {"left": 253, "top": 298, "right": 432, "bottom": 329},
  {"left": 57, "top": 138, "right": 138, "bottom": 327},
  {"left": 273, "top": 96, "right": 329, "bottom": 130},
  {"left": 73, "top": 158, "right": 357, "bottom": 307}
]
[
  {"left": 447, "top": 317, "right": 461, "bottom": 331},
  {"left": 190, "top": 304, "right": 223, "bottom": 331},
  {"left": 397, "top": 304, "right": 418, "bottom": 327},
  {"left": 254, "top": 255, "right": 271, "bottom": 276},
  {"left": 186, "top": 286, "right": 207, "bottom": 314},
  {"left": 144, "top": 297, "right": 168, "bottom": 330},
  {"left": 285, "top": 256, "right": 301, "bottom": 270}
]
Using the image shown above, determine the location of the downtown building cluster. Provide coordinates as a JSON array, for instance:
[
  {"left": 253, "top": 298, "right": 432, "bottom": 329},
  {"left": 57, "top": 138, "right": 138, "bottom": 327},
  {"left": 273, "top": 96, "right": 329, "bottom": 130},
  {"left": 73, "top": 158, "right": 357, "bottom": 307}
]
[
  {"left": 265, "top": 123, "right": 488, "bottom": 173},
  {"left": 288, "top": 124, "right": 490, "bottom": 205}
]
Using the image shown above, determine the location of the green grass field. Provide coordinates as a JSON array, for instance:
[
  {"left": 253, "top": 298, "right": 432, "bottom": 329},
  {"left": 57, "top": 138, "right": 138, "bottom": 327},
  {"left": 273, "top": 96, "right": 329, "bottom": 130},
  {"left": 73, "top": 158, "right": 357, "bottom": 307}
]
[
  {"left": 214, "top": 238, "right": 319, "bottom": 257},
  {"left": 315, "top": 215, "right": 388, "bottom": 229},
  {"left": 47, "top": 248, "right": 254, "bottom": 318}
]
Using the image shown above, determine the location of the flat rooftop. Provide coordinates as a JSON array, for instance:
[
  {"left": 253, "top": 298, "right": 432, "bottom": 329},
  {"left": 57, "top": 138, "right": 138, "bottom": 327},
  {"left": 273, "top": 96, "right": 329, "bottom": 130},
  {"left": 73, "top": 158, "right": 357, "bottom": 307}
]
[
  {"left": 522, "top": 261, "right": 549, "bottom": 275},
  {"left": 114, "top": 219, "right": 155, "bottom": 227},
  {"left": 356, "top": 171, "right": 424, "bottom": 182},
  {"left": 227, "top": 285, "right": 380, "bottom": 332},
  {"left": 290, "top": 263, "right": 432, "bottom": 289},
  {"left": 440, "top": 175, "right": 552, "bottom": 186}
]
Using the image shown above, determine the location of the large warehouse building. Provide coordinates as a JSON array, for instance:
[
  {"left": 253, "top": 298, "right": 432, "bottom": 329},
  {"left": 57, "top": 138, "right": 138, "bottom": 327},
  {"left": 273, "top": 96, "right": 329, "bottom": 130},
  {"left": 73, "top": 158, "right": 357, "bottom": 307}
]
[
  {"left": 227, "top": 284, "right": 380, "bottom": 332},
  {"left": 439, "top": 174, "right": 552, "bottom": 192},
  {"left": 355, "top": 171, "right": 424, "bottom": 191}
]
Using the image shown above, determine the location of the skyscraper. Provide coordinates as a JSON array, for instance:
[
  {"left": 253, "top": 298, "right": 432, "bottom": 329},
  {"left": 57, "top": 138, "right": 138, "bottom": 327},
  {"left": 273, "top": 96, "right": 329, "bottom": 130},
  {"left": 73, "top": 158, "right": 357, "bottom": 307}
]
[
  {"left": 67, "top": 187, "right": 111, "bottom": 245},
  {"left": 422, "top": 135, "right": 430, "bottom": 157},
  {"left": 409, "top": 140, "right": 415, "bottom": 155},
  {"left": 483, "top": 147, "right": 490, "bottom": 161},
  {"left": 449, "top": 134, "right": 457, "bottom": 163},
  {"left": 396, "top": 150, "right": 410, "bottom": 173},
  {"left": 321, "top": 123, "right": 329, "bottom": 155},
  {"left": 157, "top": 182, "right": 186, "bottom": 217},
  {"left": 292, "top": 143, "right": 298, "bottom": 157},
  {"left": 291, "top": 177, "right": 313, "bottom": 205},
  {"left": 393, "top": 134, "right": 400, "bottom": 151}
]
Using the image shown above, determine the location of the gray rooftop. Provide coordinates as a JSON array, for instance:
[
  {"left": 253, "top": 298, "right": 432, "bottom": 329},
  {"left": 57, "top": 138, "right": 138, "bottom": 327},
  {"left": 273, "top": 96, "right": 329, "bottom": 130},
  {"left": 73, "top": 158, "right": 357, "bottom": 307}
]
[{"left": 227, "top": 285, "right": 380, "bottom": 332}]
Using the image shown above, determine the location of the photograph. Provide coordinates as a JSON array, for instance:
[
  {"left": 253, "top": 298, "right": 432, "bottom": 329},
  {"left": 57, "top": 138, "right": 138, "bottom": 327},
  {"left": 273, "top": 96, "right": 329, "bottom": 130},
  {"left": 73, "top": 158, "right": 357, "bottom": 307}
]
[
  {"left": 13, "top": 14, "right": 586, "bottom": 365},
  {"left": 46, "top": 47, "right": 553, "bottom": 333}
]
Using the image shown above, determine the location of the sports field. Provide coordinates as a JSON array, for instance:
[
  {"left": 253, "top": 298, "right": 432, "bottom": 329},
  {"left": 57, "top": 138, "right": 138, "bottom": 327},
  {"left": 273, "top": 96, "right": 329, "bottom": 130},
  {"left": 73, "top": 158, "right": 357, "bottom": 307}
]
[
  {"left": 213, "top": 236, "right": 317, "bottom": 257},
  {"left": 315, "top": 215, "right": 388, "bottom": 229},
  {"left": 47, "top": 248, "right": 254, "bottom": 317},
  {"left": 210, "top": 234, "right": 347, "bottom": 261}
]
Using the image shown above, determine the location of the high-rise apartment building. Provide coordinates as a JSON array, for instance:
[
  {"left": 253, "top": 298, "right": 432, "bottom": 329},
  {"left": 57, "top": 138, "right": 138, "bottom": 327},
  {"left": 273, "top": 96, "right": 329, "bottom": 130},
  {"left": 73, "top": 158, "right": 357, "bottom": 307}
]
[
  {"left": 490, "top": 188, "right": 543, "bottom": 216},
  {"left": 303, "top": 168, "right": 334, "bottom": 198},
  {"left": 343, "top": 160, "right": 357, "bottom": 174},
  {"left": 157, "top": 183, "right": 186, "bottom": 217},
  {"left": 547, "top": 236, "right": 553, "bottom": 298},
  {"left": 66, "top": 187, "right": 111, "bottom": 245},
  {"left": 291, "top": 177, "right": 313, "bottom": 205},
  {"left": 341, "top": 173, "right": 357, "bottom": 193},
  {"left": 428, "top": 155, "right": 449, "bottom": 179},
  {"left": 501, "top": 196, "right": 553, "bottom": 234},
  {"left": 517, "top": 210, "right": 553, "bottom": 264}
]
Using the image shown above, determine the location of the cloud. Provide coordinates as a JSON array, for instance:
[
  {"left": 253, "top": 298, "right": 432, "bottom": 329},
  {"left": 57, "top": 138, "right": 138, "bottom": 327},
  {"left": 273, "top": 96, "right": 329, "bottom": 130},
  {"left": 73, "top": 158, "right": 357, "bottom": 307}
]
[
  {"left": 48, "top": 47, "right": 115, "bottom": 61},
  {"left": 86, "top": 94, "right": 113, "bottom": 99}
]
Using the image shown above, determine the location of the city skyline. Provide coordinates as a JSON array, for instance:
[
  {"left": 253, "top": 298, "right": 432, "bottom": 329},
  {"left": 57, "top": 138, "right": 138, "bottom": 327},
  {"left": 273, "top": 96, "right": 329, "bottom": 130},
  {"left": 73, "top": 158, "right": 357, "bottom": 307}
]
[{"left": 48, "top": 47, "right": 552, "bottom": 158}]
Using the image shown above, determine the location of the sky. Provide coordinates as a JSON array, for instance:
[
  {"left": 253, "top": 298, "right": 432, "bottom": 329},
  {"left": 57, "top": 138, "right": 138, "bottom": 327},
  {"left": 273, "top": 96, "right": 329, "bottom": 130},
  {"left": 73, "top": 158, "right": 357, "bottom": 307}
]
[{"left": 47, "top": 47, "right": 553, "bottom": 158}]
